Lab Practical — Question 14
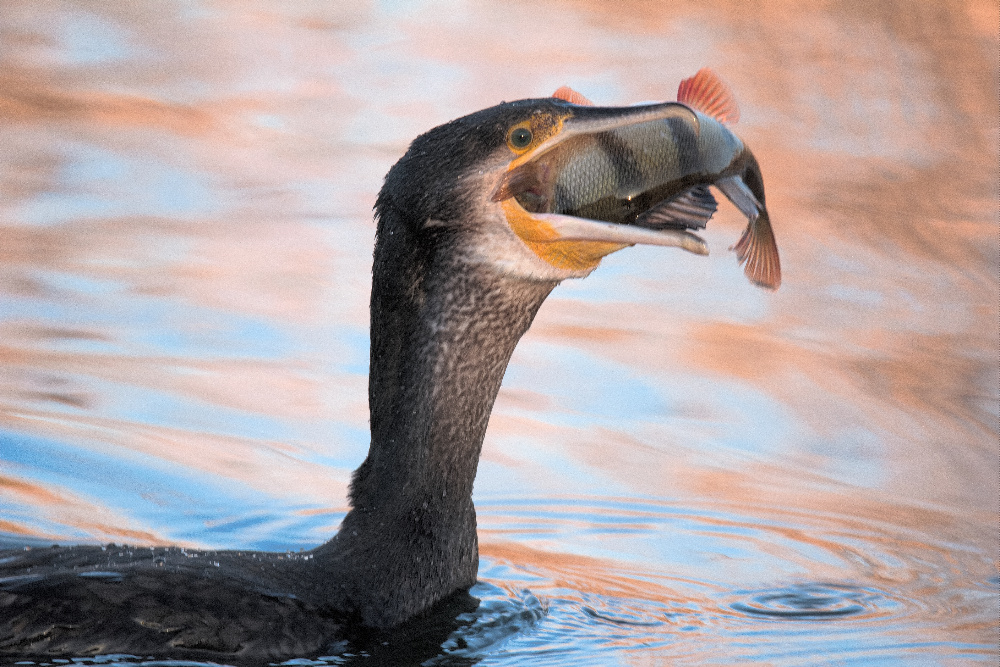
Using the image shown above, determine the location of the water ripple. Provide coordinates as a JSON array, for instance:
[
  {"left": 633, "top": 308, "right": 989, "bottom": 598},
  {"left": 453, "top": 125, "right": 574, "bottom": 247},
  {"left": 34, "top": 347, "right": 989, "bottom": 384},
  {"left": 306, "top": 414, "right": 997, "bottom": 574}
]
[
  {"left": 431, "top": 585, "right": 548, "bottom": 662},
  {"left": 472, "top": 496, "right": 994, "bottom": 665},
  {"left": 727, "top": 582, "right": 897, "bottom": 621}
]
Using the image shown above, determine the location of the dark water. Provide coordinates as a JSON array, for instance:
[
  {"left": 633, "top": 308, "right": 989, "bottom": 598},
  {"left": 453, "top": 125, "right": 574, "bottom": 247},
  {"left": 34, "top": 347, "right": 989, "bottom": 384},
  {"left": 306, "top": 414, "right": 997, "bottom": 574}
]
[{"left": 0, "top": 1, "right": 996, "bottom": 665}]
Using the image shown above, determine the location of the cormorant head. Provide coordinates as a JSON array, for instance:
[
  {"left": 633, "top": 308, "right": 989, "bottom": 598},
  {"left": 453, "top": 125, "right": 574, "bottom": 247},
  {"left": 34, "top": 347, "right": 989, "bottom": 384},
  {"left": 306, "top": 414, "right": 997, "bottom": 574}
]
[{"left": 376, "top": 96, "right": 710, "bottom": 282}]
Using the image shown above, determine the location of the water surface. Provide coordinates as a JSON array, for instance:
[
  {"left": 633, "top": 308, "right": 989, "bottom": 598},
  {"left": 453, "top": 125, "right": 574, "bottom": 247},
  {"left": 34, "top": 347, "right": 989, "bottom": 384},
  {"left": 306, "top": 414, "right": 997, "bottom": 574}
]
[{"left": 0, "top": 1, "right": 995, "bottom": 665}]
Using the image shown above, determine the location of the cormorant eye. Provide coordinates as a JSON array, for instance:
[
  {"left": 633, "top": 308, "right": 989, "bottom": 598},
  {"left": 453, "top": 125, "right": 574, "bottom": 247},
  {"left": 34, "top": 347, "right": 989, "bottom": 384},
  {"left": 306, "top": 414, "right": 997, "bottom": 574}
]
[{"left": 508, "top": 127, "right": 533, "bottom": 150}]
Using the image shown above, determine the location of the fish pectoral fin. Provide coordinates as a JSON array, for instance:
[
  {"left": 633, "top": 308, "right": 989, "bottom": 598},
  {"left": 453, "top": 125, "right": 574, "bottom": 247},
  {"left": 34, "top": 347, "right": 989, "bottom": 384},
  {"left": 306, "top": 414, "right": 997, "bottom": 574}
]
[
  {"left": 715, "top": 176, "right": 762, "bottom": 221},
  {"left": 732, "top": 210, "right": 782, "bottom": 290},
  {"left": 717, "top": 175, "right": 780, "bottom": 289},
  {"left": 634, "top": 184, "right": 718, "bottom": 230}
]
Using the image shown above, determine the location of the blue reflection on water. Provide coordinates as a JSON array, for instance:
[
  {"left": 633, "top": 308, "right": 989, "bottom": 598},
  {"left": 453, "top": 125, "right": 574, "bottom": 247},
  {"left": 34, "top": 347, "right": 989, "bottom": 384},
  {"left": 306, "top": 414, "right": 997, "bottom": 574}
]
[
  {"left": 332, "top": 327, "right": 370, "bottom": 375},
  {"left": 559, "top": 238, "right": 774, "bottom": 322},
  {"left": 137, "top": 312, "right": 295, "bottom": 360},
  {"left": 58, "top": 11, "right": 135, "bottom": 65},
  {"left": 101, "top": 380, "right": 293, "bottom": 441},
  {"left": 504, "top": 339, "right": 797, "bottom": 458},
  {"left": 2, "top": 430, "right": 241, "bottom": 539},
  {"left": 5, "top": 279, "right": 298, "bottom": 363},
  {"left": 18, "top": 144, "right": 217, "bottom": 226},
  {"left": 0, "top": 430, "right": 338, "bottom": 551},
  {"left": 504, "top": 344, "right": 666, "bottom": 422}
]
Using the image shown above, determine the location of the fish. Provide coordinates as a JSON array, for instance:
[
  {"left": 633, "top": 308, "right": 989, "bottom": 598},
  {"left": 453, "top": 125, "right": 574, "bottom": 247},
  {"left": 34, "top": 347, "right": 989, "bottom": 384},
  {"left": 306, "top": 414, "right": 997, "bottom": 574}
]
[{"left": 496, "top": 69, "right": 781, "bottom": 289}]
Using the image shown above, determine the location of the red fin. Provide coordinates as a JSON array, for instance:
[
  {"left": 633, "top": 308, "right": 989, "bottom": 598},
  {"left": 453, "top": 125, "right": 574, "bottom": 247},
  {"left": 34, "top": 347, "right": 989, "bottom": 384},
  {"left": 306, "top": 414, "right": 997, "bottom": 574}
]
[
  {"left": 731, "top": 211, "right": 781, "bottom": 289},
  {"left": 552, "top": 86, "right": 594, "bottom": 106},
  {"left": 676, "top": 68, "right": 740, "bottom": 124}
]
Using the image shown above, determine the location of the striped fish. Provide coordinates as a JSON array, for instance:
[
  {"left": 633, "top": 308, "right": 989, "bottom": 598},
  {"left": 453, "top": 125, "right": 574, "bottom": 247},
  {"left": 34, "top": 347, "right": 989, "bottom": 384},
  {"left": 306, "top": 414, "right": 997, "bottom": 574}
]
[{"left": 499, "top": 70, "right": 781, "bottom": 289}]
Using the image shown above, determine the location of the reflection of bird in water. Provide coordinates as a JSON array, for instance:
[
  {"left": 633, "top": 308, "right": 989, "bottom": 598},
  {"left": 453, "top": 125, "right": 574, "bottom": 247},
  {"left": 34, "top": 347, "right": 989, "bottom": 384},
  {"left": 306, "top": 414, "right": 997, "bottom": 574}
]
[{"left": 1, "top": 70, "right": 779, "bottom": 661}]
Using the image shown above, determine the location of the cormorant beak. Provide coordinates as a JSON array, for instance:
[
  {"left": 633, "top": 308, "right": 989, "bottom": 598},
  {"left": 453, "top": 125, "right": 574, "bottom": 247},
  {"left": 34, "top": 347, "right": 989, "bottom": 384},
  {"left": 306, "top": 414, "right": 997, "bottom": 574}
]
[{"left": 491, "top": 102, "right": 710, "bottom": 272}]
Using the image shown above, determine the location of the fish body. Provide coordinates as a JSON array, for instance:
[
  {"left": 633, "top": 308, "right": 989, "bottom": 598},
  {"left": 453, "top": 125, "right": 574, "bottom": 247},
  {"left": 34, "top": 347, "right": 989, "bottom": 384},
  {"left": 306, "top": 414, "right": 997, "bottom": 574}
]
[{"left": 541, "top": 105, "right": 743, "bottom": 226}]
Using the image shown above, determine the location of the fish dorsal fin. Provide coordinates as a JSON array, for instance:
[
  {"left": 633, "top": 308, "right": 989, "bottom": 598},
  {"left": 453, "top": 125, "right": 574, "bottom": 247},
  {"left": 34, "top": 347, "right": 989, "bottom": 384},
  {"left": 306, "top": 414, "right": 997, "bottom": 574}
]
[
  {"left": 676, "top": 68, "right": 740, "bottom": 124},
  {"left": 552, "top": 86, "right": 594, "bottom": 106},
  {"left": 635, "top": 185, "right": 718, "bottom": 231}
]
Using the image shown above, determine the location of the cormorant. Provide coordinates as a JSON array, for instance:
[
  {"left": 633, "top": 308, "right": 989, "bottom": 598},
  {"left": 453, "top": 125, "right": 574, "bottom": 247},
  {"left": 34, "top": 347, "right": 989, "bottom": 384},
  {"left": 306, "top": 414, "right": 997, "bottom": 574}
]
[{"left": 0, "top": 73, "right": 779, "bottom": 662}]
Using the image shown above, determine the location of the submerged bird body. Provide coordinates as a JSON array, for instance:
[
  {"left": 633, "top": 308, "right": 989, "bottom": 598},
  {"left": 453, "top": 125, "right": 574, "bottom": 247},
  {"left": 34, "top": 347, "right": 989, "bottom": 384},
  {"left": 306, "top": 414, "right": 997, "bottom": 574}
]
[
  {"left": 1, "top": 70, "right": 780, "bottom": 662},
  {"left": 0, "top": 545, "right": 342, "bottom": 657}
]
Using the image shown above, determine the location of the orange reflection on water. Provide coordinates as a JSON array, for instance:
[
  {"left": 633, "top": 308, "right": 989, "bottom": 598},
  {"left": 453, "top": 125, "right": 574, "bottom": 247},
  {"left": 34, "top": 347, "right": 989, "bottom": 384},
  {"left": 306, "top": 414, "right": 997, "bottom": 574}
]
[
  {"left": 0, "top": 473, "right": 162, "bottom": 544},
  {"left": 0, "top": 73, "right": 216, "bottom": 136},
  {"left": 482, "top": 541, "right": 678, "bottom": 602}
]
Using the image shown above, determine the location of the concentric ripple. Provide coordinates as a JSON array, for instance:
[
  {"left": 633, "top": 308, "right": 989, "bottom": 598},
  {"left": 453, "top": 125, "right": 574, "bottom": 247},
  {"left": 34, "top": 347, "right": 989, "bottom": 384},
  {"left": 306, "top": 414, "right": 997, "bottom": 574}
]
[
  {"left": 727, "top": 582, "right": 899, "bottom": 621},
  {"left": 466, "top": 496, "right": 995, "bottom": 665}
]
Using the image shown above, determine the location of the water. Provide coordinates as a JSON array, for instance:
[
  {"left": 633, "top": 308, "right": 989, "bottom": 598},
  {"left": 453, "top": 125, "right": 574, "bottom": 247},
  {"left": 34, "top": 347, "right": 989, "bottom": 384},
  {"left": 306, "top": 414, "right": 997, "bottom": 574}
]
[{"left": 0, "top": 1, "right": 995, "bottom": 665}]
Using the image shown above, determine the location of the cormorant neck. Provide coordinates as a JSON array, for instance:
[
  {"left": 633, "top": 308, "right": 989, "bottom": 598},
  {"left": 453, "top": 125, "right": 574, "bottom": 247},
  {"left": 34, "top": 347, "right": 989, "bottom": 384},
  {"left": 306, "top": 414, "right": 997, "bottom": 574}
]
[{"left": 315, "top": 205, "right": 556, "bottom": 627}]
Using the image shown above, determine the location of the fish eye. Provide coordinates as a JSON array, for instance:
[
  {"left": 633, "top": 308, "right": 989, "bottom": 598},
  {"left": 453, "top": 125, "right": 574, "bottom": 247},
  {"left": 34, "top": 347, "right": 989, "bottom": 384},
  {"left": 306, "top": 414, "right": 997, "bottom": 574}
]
[{"left": 508, "top": 126, "right": 533, "bottom": 150}]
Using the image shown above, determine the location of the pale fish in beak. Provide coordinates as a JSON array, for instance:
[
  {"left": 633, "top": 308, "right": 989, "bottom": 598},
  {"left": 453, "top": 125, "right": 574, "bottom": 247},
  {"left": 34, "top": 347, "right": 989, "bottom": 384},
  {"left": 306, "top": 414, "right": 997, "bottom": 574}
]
[{"left": 494, "top": 69, "right": 781, "bottom": 289}]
